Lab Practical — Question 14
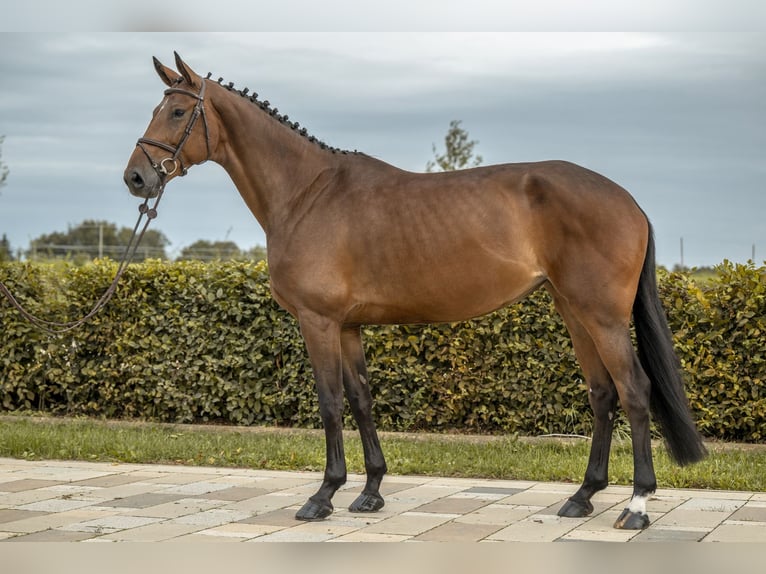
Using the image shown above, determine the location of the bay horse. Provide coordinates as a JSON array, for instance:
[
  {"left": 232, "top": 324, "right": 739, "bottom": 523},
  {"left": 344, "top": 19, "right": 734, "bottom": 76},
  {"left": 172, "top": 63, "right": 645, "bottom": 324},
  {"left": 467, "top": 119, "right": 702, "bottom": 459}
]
[{"left": 124, "top": 53, "right": 706, "bottom": 530}]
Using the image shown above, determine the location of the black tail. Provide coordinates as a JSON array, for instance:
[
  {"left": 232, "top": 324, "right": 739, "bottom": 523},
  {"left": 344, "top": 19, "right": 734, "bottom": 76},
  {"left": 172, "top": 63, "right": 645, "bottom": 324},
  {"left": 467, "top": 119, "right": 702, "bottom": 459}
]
[{"left": 633, "top": 223, "right": 707, "bottom": 465}]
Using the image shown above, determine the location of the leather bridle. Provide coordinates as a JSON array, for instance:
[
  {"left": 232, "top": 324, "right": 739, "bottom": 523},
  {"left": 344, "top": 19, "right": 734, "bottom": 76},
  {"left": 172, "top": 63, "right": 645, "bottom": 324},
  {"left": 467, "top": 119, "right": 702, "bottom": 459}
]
[{"left": 136, "top": 78, "right": 211, "bottom": 180}]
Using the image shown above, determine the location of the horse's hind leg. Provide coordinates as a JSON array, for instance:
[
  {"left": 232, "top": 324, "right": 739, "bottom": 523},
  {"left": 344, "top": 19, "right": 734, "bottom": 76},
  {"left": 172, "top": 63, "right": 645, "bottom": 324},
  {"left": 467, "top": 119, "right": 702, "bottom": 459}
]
[
  {"left": 550, "top": 290, "right": 619, "bottom": 519},
  {"left": 559, "top": 293, "right": 656, "bottom": 529},
  {"left": 341, "top": 326, "right": 387, "bottom": 512},
  {"left": 591, "top": 327, "right": 656, "bottom": 529}
]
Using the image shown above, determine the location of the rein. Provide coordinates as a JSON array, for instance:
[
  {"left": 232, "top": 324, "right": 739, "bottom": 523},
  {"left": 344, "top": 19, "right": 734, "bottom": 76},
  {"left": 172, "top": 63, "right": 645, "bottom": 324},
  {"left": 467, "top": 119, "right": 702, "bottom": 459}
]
[
  {"left": 0, "top": 79, "right": 210, "bottom": 336},
  {"left": 0, "top": 193, "right": 163, "bottom": 335}
]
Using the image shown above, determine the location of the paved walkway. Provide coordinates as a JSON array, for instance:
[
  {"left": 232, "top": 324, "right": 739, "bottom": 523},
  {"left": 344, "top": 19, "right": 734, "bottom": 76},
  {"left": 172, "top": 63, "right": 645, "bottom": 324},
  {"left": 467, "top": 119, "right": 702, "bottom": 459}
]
[{"left": 1, "top": 457, "right": 765, "bottom": 542}]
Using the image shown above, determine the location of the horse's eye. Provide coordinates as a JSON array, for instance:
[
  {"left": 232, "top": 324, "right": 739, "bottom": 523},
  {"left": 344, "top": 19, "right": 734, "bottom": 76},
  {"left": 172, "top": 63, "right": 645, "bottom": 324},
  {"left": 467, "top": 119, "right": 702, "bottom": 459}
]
[{"left": 173, "top": 108, "right": 186, "bottom": 118}]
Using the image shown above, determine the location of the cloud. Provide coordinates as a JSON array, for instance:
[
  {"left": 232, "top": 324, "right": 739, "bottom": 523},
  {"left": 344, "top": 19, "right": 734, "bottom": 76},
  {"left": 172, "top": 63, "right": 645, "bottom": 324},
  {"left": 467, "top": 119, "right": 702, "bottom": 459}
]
[{"left": 1, "top": 32, "right": 764, "bottom": 267}]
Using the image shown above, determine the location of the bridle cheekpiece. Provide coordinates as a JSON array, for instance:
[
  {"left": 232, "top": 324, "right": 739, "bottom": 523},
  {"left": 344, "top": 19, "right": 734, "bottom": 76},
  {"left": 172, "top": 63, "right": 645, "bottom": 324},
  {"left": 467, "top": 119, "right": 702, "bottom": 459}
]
[{"left": 136, "top": 78, "right": 210, "bottom": 181}]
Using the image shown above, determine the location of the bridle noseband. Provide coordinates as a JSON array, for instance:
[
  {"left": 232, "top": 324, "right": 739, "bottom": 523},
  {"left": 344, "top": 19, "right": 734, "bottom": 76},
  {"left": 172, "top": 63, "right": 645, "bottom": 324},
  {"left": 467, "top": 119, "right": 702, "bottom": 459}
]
[{"left": 136, "top": 78, "right": 211, "bottom": 180}]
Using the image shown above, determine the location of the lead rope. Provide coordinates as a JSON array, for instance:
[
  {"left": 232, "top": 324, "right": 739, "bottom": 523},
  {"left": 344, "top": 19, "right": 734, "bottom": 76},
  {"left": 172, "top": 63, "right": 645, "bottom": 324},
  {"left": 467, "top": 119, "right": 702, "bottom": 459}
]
[
  {"left": 0, "top": 188, "right": 164, "bottom": 335},
  {"left": 2, "top": 77, "right": 208, "bottom": 336}
]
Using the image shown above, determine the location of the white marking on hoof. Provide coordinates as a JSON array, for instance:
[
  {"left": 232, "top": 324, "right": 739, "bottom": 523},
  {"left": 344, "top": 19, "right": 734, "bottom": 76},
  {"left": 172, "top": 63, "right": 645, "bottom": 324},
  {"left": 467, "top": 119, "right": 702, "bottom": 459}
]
[{"left": 627, "top": 494, "right": 649, "bottom": 515}]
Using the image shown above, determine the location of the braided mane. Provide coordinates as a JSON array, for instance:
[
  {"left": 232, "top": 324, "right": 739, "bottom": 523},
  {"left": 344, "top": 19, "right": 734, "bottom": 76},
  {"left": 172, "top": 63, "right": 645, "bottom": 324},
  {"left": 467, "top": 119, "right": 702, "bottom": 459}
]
[{"left": 206, "top": 72, "right": 356, "bottom": 156}]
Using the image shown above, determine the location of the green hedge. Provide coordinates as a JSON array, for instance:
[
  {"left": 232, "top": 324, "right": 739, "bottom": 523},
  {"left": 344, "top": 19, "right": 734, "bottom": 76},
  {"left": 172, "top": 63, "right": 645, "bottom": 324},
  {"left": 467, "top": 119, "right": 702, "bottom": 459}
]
[{"left": 1, "top": 259, "right": 764, "bottom": 441}]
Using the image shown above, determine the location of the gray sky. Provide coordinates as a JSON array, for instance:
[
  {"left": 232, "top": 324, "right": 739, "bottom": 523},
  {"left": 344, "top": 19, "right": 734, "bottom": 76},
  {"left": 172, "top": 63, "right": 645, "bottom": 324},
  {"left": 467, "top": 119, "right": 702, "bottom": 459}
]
[{"left": 0, "top": 32, "right": 764, "bottom": 267}]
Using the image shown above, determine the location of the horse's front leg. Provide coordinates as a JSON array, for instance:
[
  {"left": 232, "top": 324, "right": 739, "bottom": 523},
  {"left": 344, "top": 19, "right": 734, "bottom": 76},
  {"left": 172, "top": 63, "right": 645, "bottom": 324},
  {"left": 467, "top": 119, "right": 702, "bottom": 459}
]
[
  {"left": 341, "top": 326, "right": 387, "bottom": 513},
  {"left": 295, "top": 313, "right": 346, "bottom": 521}
]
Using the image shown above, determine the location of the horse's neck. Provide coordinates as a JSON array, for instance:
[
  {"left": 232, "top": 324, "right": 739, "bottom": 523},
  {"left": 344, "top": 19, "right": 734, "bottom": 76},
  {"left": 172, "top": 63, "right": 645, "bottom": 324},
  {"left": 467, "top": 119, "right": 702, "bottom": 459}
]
[{"left": 210, "top": 89, "right": 339, "bottom": 237}]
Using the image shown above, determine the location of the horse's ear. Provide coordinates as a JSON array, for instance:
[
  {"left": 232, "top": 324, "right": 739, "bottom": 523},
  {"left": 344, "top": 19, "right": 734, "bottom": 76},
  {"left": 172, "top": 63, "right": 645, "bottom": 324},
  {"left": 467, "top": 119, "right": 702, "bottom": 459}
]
[
  {"left": 174, "top": 51, "right": 200, "bottom": 88},
  {"left": 153, "top": 57, "right": 180, "bottom": 87}
]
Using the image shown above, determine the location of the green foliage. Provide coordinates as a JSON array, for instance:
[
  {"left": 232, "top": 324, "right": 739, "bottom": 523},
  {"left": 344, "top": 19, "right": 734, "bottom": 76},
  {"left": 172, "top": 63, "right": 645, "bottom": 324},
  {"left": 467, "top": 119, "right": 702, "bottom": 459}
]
[
  {"left": 660, "top": 262, "right": 766, "bottom": 441},
  {"left": 1, "top": 260, "right": 764, "bottom": 441},
  {"left": 426, "top": 120, "right": 483, "bottom": 172}
]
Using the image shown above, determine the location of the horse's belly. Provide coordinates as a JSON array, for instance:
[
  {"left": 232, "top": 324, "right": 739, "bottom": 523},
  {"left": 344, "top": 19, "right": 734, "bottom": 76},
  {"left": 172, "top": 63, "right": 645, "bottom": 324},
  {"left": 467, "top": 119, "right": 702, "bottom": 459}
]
[{"left": 346, "top": 260, "right": 546, "bottom": 325}]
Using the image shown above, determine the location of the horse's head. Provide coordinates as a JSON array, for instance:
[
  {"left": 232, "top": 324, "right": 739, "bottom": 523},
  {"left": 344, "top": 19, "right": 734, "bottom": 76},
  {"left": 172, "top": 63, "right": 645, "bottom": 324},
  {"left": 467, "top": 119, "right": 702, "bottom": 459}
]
[{"left": 124, "top": 52, "right": 214, "bottom": 198}]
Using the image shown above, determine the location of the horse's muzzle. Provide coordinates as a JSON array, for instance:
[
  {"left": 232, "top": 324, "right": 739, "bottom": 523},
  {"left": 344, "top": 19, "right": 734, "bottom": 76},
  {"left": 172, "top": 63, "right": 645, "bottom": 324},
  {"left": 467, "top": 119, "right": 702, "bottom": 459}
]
[{"left": 124, "top": 165, "right": 161, "bottom": 199}]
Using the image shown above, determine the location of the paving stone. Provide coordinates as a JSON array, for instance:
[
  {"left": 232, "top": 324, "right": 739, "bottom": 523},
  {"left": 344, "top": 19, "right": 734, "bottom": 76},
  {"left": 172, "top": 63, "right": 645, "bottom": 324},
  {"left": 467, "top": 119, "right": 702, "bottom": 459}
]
[
  {"left": 388, "top": 484, "right": 465, "bottom": 503},
  {"left": 268, "top": 520, "right": 360, "bottom": 540},
  {"left": 498, "top": 490, "right": 570, "bottom": 507},
  {"left": 237, "top": 507, "right": 303, "bottom": 528},
  {"left": 41, "top": 484, "right": 102, "bottom": 495},
  {"left": 487, "top": 513, "right": 586, "bottom": 542},
  {"left": 16, "top": 497, "right": 101, "bottom": 513},
  {"left": 172, "top": 508, "right": 251, "bottom": 527},
  {"left": 129, "top": 497, "right": 224, "bottom": 519},
  {"left": 311, "top": 512, "right": 383, "bottom": 528},
  {"left": 678, "top": 497, "right": 746, "bottom": 513},
  {"left": 704, "top": 522, "right": 766, "bottom": 542},
  {"left": 3, "top": 529, "right": 97, "bottom": 542},
  {"left": 560, "top": 529, "right": 640, "bottom": 542},
  {"left": 247, "top": 477, "right": 319, "bottom": 492},
  {"left": 539, "top": 497, "right": 617, "bottom": 517},
  {"left": 0, "top": 489, "right": 61, "bottom": 507},
  {"left": 331, "top": 531, "right": 412, "bottom": 542},
  {"left": 61, "top": 515, "right": 163, "bottom": 533},
  {"left": 86, "top": 482, "right": 163, "bottom": 500},
  {"left": 661, "top": 489, "right": 750, "bottom": 500},
  {"left": 96, "top": 492, "right": 187, "bottom": 509},
  {"left": 412, "top": 496, "right": 492, "bottom": 515},
  {"left": 462, "top": 486, "right": 525, "bottom": 497},
  {"left": 653, "top": 508, "right": 731, "bottom": 530},
  {"left": 161, "top": 481, "right": 236, "bottom": 496},
  {"left": 0, "top": 479, "right": 62, "bottom": 493},
  {"left": 73, "top": 474, "right": 146, "bottom": 488},
  {"left": 645, "top": 495, "right": 687, "bottom": 513},
  {"left": 96, "top": 522, "right": 203, "bottom": 542},
  {"left": 196, "top": 522, "right": 284, "bottom": 539},
  {"left": 13, "top": 466, "right": 112, "bottom": 482},
  {"left": 222, "top": 493, "right": 306, "bottom": 514},
  {"left": 246, "top": 528, "right": 336, "bottom": 542},
  {"left": 633, "top": 528, "right": 706, "bottom": 542},
  {"left": 413, "top": 521, "right": 502, "bottom": 541},
  {"left": 380, "top": 482, "right": 427, "bottom": 495},
  {"left": 0, "top": 509, "right": 50, "bottom": 525},
  {"left": 143, "top": 472, "right": 221, "bottom": 486},
  {"left": 454, "top": 503, "right": 538, "bottom": 526},
  {"left": 203, "top": 486, "right": 270, "bottom": 501},
  {"left": 2, "top": 458, "right": 766, "bottom": 544},
  {"left": 0, "top": 507, "right": 118, "bottom": 534},
  {"left": 361, "top": 511, "right": 458, "bottom": 536},
  {"left": 729, "top": 504, "right": 766, "bottom": 522}
]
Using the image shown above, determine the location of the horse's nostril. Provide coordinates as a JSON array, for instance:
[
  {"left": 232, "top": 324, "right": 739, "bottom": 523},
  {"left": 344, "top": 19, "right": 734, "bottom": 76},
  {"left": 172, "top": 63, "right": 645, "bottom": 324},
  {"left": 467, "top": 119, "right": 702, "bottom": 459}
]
[{"left": 130, "top": 171, "right": 145, "bottom": 189}]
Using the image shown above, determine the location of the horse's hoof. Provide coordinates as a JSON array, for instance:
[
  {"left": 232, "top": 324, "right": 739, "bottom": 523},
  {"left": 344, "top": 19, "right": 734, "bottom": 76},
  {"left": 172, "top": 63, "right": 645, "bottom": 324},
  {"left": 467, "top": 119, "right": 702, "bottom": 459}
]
[
  {"left": 614, "top": 507, "right": 650, "bottom": 530},
  {"left": 558, "top": 498, "right": 594, "bottom": 518},
  {"left": 349, "top": 492, "right": 385, "bottom": 513},
  {"left": 295, "top": 498, "right": 333, "bottom": 521}
]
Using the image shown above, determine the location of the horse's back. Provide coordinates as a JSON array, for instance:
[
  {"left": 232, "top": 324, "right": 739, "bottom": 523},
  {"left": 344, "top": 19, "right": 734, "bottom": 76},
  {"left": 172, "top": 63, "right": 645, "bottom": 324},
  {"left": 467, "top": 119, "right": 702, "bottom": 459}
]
[{"left": 270, "top": 158, "right": 648, "bottom": 324}]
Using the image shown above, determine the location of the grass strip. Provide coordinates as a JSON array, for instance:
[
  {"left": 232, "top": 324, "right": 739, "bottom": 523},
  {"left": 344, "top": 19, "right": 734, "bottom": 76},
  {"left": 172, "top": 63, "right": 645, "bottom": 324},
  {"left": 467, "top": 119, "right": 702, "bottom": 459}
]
[{"left": 0, "top": 416, "right": 764, "bottom": 492}]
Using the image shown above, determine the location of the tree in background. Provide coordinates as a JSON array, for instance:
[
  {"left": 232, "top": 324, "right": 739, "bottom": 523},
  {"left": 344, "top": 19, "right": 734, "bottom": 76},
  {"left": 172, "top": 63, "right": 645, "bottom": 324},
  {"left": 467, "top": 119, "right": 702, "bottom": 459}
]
[
  {"left": 0, "top": 234, "right": 12, "bottom": 262},
  {"left": 0, "top": 138, "right": 11, "bottom": 260},
  {"left": 426, "top": 120, "right": 483, "bottom": 172},
  {"left": 0, "top": 136, "right": 8, "bottom": 191},
  {"left": 28, "top": 220, "right": 170, "bottom": 262},
  {"left": 177, "top": 240, "right": 267, "bottom": 262},
  {"left": 177, "top": 240, "right": 242, "bottom": 261}
]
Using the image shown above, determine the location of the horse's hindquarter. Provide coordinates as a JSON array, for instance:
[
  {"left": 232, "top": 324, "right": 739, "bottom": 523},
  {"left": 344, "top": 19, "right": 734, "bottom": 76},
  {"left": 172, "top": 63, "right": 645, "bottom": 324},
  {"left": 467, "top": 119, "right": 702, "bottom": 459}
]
[{"left": 269, "top": 160, "right": 646, "bottom": 325}]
